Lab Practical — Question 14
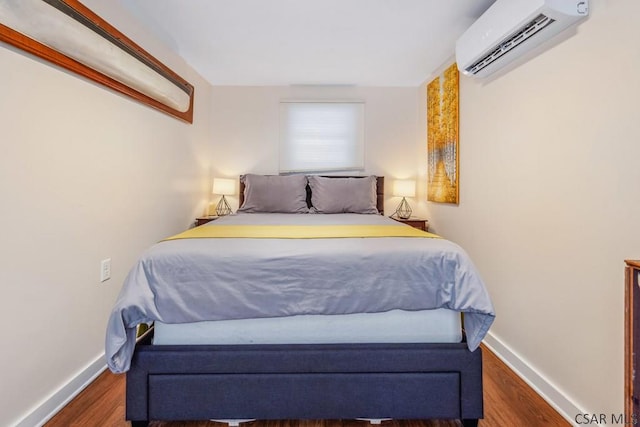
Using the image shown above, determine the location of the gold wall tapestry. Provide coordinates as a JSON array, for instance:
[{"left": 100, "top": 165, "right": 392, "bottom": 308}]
[{"left": 427, "top": 63, "right": 459, "bottom": 204}]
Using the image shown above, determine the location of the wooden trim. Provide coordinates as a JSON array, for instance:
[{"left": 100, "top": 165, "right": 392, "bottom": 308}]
[
  {"left": 0, "top": 0, "right": 194, "bottom": 123},
  {"left": 626, "top": 260, "right": 640, "bottom": 269},
  {"left": 626, "top": 263, "right": 632, "bottom": 420},
  {"left": 625, "top": 260, "right": 640, "bottom": 422}
]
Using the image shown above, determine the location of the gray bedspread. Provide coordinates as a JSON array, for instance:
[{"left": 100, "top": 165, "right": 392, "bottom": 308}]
[{"left": 106, "top": 213, "right": 495, "bottom": 373}]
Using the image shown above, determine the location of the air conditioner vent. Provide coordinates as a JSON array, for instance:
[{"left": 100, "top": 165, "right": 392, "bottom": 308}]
[{"left": 465, "top": 14, "right": 556, "bottom": 75}]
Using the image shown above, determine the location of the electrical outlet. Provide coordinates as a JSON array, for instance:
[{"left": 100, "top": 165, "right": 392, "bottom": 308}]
[{"left": 100, "top": 258, "right": 111, "bottom": 282}]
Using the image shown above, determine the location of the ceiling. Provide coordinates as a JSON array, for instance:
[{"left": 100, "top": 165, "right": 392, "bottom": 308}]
[{"left": 120, "top": 0, "right": 496, "bottom": 87}]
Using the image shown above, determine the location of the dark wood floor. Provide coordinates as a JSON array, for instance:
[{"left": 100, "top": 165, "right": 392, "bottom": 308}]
[{"left": 45, "top": 345, "right": 569, "bottom": 427}]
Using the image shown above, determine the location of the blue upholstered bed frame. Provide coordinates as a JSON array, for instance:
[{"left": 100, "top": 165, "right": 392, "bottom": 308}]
[{"left": 126, "top": 332, "right": 483, "bottom": 426}]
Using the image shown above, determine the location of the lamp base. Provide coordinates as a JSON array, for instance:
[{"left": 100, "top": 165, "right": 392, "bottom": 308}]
[
  {"left": 395, "top": 197, "right": 412, "bottom": 220},
  {"left": 216, "top": 195, "right": 232, "bottom": 216}
]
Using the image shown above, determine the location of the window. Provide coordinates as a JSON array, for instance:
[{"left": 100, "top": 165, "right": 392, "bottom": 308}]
[{"left": 279, "top": 101, "right": 365, "bottom": 173}]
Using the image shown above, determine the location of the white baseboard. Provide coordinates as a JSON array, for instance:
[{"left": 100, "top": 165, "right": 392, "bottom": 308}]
[
  {"left": 13, "top": 354, "right": 107, "bottom": 427},
  {"left": 483, "top": 332, "right": 584, "bottom": 426}
]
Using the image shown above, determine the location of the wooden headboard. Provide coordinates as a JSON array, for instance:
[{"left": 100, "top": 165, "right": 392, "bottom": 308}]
[{"left": 239, "top": 175, "right": 385, "bottom": 215}]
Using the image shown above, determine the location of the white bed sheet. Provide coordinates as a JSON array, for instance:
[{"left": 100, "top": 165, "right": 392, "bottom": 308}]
[{"left": 153, "top": 308, "right": 462, "bottom": 345}]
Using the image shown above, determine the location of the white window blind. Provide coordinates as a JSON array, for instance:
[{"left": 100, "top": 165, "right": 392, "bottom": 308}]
[{"left": 279, "top": 101, "right": 365, "bottom": 173}]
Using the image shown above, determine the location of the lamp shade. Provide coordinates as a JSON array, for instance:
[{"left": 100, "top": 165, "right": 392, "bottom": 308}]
[
  {"left": 393, "top": 180, "right": 416, "bottom": 198},
  {"left": 212, "top": 178, "right": 236, "bottom": 196}
]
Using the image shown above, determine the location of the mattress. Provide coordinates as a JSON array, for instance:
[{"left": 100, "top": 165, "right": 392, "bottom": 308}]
[{"left": 153, "top": 308, "right": 462, "bottom": 345}]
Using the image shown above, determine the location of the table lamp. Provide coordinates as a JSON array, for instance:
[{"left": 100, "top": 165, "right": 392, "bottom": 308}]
[
  {"left": 212, "top": 178, "right": 235, "bottom": 216},
  {"left": 393, "top": 180, "right": 416, "bottom": 219}
]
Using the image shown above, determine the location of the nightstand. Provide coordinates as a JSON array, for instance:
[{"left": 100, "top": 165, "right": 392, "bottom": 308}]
[
  {"left": 195, "top": 216, "right": 218, "bottom": 227},
  {"left": 392, "top": 217, "right": 429, "bottom": 231}
]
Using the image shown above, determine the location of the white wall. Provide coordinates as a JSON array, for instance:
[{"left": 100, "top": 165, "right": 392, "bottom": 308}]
[
  {"left": 209, "top": 85, "right": 426, "bottom": 217},
  {"left": 5, "top": 1, "right": 636, "bottom": 425},
  {"left": 0, "top": 2, "right": 213, "bottom": 426},
  {"left": 422, "top": 0, "right": 640, "bottom": 420}
]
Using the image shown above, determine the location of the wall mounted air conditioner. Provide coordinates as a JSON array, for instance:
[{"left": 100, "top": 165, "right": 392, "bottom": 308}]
[{"left": 456, "top": 0, "right": 589, "bottom": 79}]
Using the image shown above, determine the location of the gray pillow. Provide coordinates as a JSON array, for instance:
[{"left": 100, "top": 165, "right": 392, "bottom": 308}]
[
  {"left": 308, "top": 175, "right": 378, "bottom": 214},
  {"left": 238, "top": 174, "right": 309, "bottom": 213}
]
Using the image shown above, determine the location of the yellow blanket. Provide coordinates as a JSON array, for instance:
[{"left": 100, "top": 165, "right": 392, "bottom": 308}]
[{"left": 163, "top": 224, "right": 440, "bottom": 241}]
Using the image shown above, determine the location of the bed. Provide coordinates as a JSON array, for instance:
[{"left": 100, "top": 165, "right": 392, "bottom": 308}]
[{"left": 105, "top": 174, "right": 495, "bottom": 427}]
